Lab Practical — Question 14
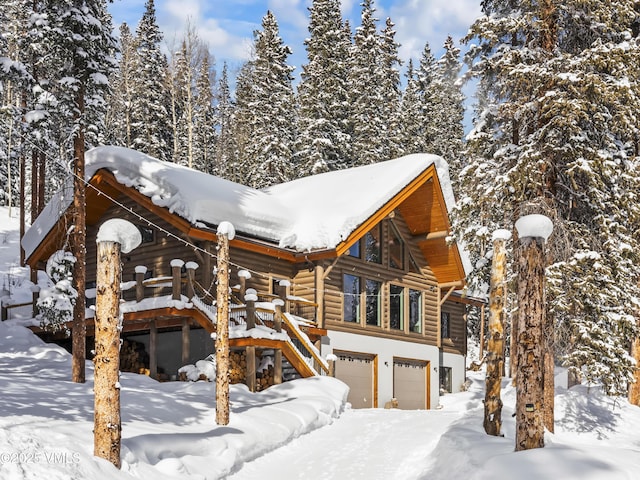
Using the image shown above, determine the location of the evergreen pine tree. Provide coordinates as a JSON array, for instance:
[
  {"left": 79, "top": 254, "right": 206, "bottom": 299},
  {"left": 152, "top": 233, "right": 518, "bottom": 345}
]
[
  {"left": 105, "top": 22, "right": 137, "bottom": 148},
  {"left": 234, "top": 11, "right": 296, "bottom": 188},
  {"left": 131, "top": 0, "right": 171, "bottom": 161},
  {"left": 213, "top": 62, "right": 236, "bottom": 179},
  {"left": 458, "top": 0, "right": 640, "bottom": 394},
  {"left": 192, "top": 50, "right": 216, "bottom": 173},
  {"left": 295, "top": 0, "right": 352, "bottom": 175},
  {"left": 349, "top": 0, "right": 387, "bottom": 165},
  {"left": 428, "top": 36, "right": 465, "bottom": 182}
]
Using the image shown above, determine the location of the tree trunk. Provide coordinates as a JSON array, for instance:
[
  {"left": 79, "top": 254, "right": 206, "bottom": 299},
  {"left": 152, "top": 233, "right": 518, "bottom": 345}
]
[
  {"left": 37, "top": 151, "right": 45, "bottom": 217},
  {"left": 215, "top": 233, "right": 230, "bottom": 425},
  {"left": 71, "top": 86, "right": 87, "bottom": 383},
  {"left": 484, "top": 236, "right": 508, "bottom": 436},
  {"left": 543, "top": 350, "right": 554, "bottom": 432},
  {"left": 19, "top": 151, "right": 25, "bottom": 267},
  {"left": 630, "top": 338, "right": 640, "bottom": 406},
  {"left": 93, "top": 240, "right": 122, "bottom": 469},
  {"left": 515, "top": 237, "right": 546, "bottom": 451}
]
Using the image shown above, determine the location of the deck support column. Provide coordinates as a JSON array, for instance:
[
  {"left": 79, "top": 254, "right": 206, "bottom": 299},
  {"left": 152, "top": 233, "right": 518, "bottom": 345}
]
[
  {"left": 182, "top": 319, "right": 190, "bottom": 366},
  {"left": 135, "top": 266, "right": 147, "bottom": 302},
  {"left": 245, "top": 293, "right": 257, "bottom": 392},
  {"left": 149, "top": 320, "right": 157, "bottom": 380},
  {"left": 273, "top": 300, "right": 284, "bottom": 384}
]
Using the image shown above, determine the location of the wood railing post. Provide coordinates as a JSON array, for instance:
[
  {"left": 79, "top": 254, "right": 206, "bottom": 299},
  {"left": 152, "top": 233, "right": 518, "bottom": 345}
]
[
  {"left": 245, "top": 292, "right": 257, "bottom": 392},
  {"left": 135, "top": 266, "right": 147, "bottom": 302},
  {"left": 327, "top": 354, "right": 336, "bottom": 377},
  {"left": 31, "top": 285, "right": 40, "bottom": 318},
  {"left": 238, "top": 269, "right": 251, "bottom": 299},
  {"left": 278, "top": 279, "right": 290, "bottom": 313},
  {"left": 170, "top": 259, "right": 184, "bottom": 301},
  {"left": 245, "top": 290, "right": 257, "bottom": 329},
  {"left": 185, "top": 261, "right": 198, "bottom": 300},
  {"left": 273, "top": 299, "right": 284, "bottom": 384}
]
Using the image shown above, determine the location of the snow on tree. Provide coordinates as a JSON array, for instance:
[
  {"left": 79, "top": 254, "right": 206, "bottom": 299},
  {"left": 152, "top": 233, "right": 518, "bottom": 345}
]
[
  {"left": 294, "top": 0, "right": 352, "bottom": 175},
  {"left": 349, "top": 0, "right": 388, "bottom": 165},
  {"left": 105, "top": 22, "right": 137, "bottom": 148},
  {"left": 233, "top": 11, "right": 296, "bottom": 188},
  {"left": 37, "top": 250, "right": 77, "bottom": 335},
  {"left": 213, "top": 62, "right": 236, "bottom": 179},
  {"left": 457, "top": 0, "right": 640, "bottom": 394},
  {"left": 131, "top": 0, "right": 171, "bottom": 162}
]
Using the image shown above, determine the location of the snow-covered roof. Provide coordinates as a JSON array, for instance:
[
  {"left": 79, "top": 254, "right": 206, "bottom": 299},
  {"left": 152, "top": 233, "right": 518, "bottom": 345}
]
[{"left": 24, "top": 146, "right": 470, "bottom": 275}]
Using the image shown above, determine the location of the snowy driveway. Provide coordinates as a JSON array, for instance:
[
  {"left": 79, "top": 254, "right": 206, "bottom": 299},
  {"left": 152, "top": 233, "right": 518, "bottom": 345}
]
[{"left": 228, "top": 408, "right": 463, "bottom": 480}]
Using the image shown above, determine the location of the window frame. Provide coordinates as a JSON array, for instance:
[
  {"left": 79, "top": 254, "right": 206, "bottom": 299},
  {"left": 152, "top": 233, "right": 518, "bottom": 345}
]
[
  {"left": 343, "top": 274, "right": 361, "bottom": 324},
  {"left": 409, "top": 289, "right": 422, "bottom": 333},
  {"left": 389, "top": 284, "right": 405, "bottom": 331},
  {"left": 440, "top": 311, "right": 451, "bottom": 339},
  {"left": 365, "top": 278, "right": 382, "bottom": 327}
]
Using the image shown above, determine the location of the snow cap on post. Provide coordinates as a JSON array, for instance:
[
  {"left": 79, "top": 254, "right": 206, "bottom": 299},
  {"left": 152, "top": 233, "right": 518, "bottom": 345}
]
[
  {"left": 96, "top": 219, "right": 142, "bottom": 254},
  {"left": 217, "top": 221, "right": 235, "bottom": 240},
  {"left": 492, "top": 229, "right": 512, "bottom": 242},
  {"left": 515, "top": 214, "right": 553, "bottom": 242}
]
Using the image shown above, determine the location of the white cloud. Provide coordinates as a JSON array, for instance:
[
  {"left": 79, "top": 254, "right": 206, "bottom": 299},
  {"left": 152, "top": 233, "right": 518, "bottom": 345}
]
[{"left": 385, "top": 0, "right": 482, "bottom": 61}]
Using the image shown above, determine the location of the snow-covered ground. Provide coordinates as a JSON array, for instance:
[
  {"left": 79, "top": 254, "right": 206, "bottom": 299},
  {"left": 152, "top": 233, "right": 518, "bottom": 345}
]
[{"left": 1, "top": 206, "right": 639, "bottom": 480}]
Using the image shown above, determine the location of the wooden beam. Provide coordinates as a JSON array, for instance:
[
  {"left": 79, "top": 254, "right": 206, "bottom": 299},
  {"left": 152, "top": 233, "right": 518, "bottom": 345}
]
[{"left": 439, "top": 286, "right": 457, "bottom": 306}]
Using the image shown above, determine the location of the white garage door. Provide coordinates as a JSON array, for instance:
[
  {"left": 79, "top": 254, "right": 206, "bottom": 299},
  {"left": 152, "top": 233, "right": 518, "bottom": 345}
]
[
  {"left": 393, "top": 358, "right": 429, "bottom": 410},
  {"left": 335, "top": 351, "right": 376, "bottom": 409}
]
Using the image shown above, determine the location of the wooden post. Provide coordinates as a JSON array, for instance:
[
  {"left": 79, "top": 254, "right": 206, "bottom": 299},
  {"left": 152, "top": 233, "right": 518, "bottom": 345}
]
[
  {"left": 171, "top": 259, "right": 184, "bottom": 301},
  {"left": 31, "top": 285, "right": 40, "bottom": 318},
  {"left": 314, "top": 264, "right": 324, "bottom": 328},
  {"left": 273, "top": 299, "right": 284, "bottom": 384},
  {"left": 514, "top": 214, "right": 553, "bottom": 452},
  {"left": 484, "top": 230, "right": 510, "bottom": 436},
  {"left": 215, "top": 222, "right": 234, "bottom": 425},
  {"left": 149, "top": 321, "right": 157, "bottom": 380},
  {"left": 238, "top": 269, "right": 251, "bottom": 299},
  {"left": 185, "top": 261, "right": 198, "bottom": 300},
  {"left": 245, "top": 292, "right": 257, "bottom": 392},
  {"left": 278, "top": 279, "right": 290, "bottom": 312},
  {"left": 135, "top": 266, "right": 146, "bottom": 302},
  {"left": 94, "top": 240, "right": 123, "bottom": 468},
  {"left": 327, "top": 354, "right": 336, "bottom": 377},
  {"left": 182, "top": 319, "right": 190, "bottom": 366},
  {"left": 94, "top": 219, "right": 141, "bottom": 469}
]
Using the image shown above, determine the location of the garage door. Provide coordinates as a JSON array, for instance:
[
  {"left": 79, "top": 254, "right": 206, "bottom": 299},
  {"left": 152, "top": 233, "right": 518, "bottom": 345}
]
[
  {"left": 335, "top": 351, "right": 376, "bottom": 409},
  {"left": 393, "top": 358, "right": 429, "bottom": 410}
]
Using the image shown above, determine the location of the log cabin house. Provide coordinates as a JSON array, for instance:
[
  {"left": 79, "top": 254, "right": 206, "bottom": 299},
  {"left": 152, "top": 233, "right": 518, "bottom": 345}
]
[{"left": 22, "top": 146, "right": 482, "bottom": 409}]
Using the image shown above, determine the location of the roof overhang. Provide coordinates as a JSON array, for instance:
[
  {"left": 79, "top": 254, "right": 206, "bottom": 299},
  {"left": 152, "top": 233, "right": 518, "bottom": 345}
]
[
  {"left": 26, "top": 164, "right": 468, "bottom": 288},
  {"left": 335, "top": 164, "right": 466, "bottom": 287}
]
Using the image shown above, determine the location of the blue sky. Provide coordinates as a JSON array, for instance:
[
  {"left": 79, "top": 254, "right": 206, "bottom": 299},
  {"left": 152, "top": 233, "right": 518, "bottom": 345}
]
[{"left": 108, "top": 0, "right": 482, "bottom": 80}]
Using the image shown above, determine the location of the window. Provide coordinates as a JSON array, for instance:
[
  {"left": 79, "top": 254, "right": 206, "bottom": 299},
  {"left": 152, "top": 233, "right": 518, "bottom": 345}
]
[
  {"left": 441, "top": 311, "right": 451, "bottom": 339},
  {"left": 137, "top": 225, "right": 155, "bottom": 244},
  {"left": 409, "top": 289, "right": 422, "bottom": 333},
  {"left": 439, "top": 366, "right": 452, "bottom": 394},
  {"left": 348, "top": 240, "right": 361, "bottom": 258},
  {"left": 389, "top": 225, "right": 404, "bottom": 270},
  {"left": 365, "top": 279, "right": 382, "bottom": 326},
  {"left": 364, "top": 224, "right": 381, "bottom": 264},
  {"left": 343, "top": 274, "right": 361, "bottom": 323},
  {"left": 389, "top": 284, "right": 404, "bottom": 330}
]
